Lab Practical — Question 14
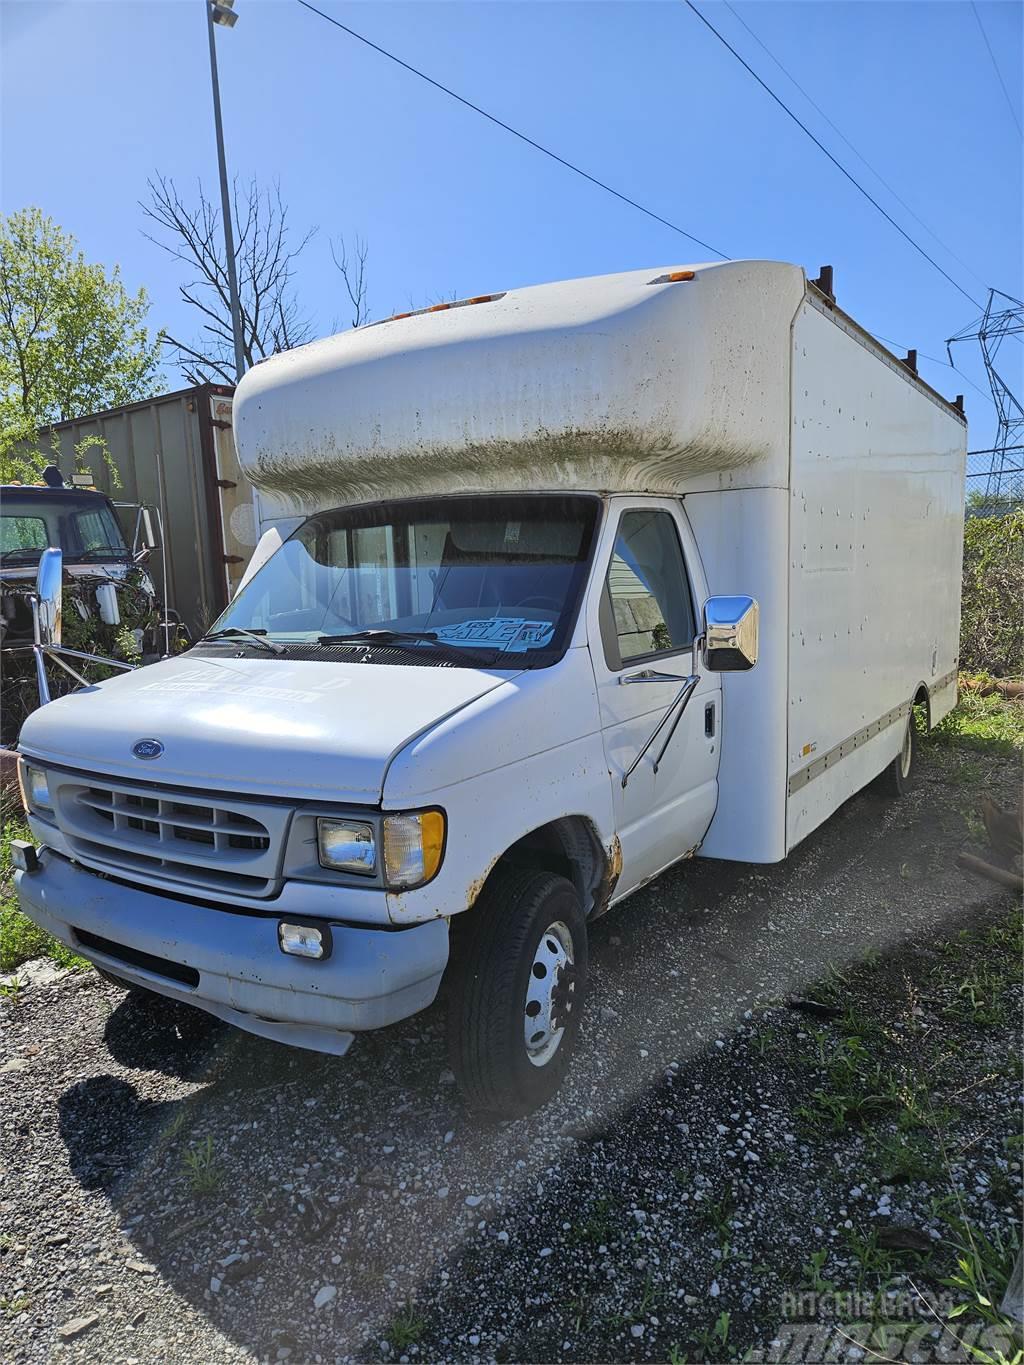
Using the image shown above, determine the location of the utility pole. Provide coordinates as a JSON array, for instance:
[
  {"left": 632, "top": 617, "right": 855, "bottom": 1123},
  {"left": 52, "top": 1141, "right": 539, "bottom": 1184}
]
[{"left": 206, "top": 0, "right": 246, "bottom": 384}]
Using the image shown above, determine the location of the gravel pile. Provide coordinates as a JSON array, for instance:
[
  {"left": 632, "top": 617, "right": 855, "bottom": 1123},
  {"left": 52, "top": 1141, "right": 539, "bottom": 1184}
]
[{"left": 1, "top": 739, "right": 1020, "bottom": 1363}]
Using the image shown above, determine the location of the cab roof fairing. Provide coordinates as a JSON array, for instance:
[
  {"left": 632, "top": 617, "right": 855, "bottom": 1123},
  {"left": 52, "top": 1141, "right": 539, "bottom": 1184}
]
[{"left": 232, "top": 260, "right": 809, "bottom": 511}]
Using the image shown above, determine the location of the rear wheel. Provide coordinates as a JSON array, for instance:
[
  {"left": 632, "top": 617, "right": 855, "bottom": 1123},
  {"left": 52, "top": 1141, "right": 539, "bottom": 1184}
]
[
  {"left": 874, "top": 707, "right": 917, "bottom": 798},
  {"left": 447, "top": 868, "right": 587, "bottom": 1117}
]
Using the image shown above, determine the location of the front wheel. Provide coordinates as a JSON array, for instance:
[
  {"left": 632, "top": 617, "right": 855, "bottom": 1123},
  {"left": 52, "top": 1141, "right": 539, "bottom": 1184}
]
[{"left": 447, "top": 868, "right": 588, "bottom": 1118}]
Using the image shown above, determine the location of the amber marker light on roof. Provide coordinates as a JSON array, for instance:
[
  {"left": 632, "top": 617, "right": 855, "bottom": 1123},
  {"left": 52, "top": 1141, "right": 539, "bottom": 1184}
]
[{"left": 648, "top": 270, "right": 698, "bottom": 285}]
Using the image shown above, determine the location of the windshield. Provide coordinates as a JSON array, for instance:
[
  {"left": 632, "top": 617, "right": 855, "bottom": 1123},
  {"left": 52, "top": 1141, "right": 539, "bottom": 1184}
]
[
  {"left": 208, "top": 494, "right": 601, "bottom": 665},
  {"left": 0, "top": 492, "right": 129, "bottom": 566}
]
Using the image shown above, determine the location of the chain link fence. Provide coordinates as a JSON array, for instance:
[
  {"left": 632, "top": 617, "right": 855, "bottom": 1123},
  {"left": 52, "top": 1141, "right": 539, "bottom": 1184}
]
[{"left": 965, "top": 451, "right": 1024, "bottom": 518}]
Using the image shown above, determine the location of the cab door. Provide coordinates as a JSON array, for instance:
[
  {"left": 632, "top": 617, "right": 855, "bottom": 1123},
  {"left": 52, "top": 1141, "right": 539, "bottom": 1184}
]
[{"left": 589, "top": 499, "right": 721, "bottom": 898}]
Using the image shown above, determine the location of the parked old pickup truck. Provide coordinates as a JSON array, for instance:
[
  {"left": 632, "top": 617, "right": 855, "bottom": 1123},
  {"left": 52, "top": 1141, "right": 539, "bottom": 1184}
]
[{"left": 14, "top": 261, "right": 966, "bottom": 1115}]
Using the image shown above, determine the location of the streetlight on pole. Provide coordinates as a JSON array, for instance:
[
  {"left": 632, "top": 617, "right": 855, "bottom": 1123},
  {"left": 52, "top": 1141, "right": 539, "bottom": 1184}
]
[{"left": 206, "top": 0, "right": 246, "bottom": 384}]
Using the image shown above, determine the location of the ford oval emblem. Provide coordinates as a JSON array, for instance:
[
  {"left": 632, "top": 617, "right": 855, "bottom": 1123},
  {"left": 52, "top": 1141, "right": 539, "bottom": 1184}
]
[{"left": 132, "top": 738, "right": 164, "bottom": 760}]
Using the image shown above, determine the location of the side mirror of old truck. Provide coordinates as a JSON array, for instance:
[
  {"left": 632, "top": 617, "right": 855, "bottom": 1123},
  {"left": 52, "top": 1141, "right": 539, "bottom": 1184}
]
[
  {"left": 702, "top": 595, "right": 758, "bottom": 671},
  {"left": 133, "top": 506, "right": 159, "bottom": 559},
  {"left": 36, "top": 547, "right": 63, "bottom": 647}
]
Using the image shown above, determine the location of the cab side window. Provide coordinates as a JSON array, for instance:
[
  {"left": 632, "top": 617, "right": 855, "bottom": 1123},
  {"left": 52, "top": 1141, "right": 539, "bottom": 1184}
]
[{"left": 603, "top": 510, "right": 696, "bottom": 666}]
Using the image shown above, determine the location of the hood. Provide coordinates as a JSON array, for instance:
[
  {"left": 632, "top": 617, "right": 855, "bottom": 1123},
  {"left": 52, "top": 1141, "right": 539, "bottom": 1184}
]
[{"left": 18, "top": 653, "right": 516, "bottom": 803}]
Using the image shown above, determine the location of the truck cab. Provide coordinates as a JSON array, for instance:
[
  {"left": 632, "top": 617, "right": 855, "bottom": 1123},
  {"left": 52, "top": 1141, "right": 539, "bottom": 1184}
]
[{"left": 13, "top": 261, "right": 965, "bottom": 1116}]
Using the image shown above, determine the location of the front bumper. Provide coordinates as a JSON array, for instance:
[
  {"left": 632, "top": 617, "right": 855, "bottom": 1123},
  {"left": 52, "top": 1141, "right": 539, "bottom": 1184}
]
[{"left": 15, "top": 851, "right": 449, "bottom": 1055}]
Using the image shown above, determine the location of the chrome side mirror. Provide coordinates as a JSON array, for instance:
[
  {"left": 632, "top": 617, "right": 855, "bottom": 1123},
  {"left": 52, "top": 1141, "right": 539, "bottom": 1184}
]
[
  {"left": 702, "top": 595, "right": 758, "bottom": 672},
  {"left": 132, "top": 505, "right": 158, "bottom": 558},
  {"left": 36, "top": 547, "right": 63, "bottom": 647}
]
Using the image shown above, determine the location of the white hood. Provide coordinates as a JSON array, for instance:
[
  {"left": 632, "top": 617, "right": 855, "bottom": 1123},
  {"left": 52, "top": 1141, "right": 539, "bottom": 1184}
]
[{"left": 18, "top": 653, "right": 516, "bottom": 803}]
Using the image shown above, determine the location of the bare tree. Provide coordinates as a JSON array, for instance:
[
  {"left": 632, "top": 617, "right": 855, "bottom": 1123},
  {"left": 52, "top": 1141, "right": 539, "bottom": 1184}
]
[
  {"left": 330, "top": 234, "right": 370, "bottom": 330},
  {"left": 142, "top": 174, "right": 316, "bottom": 384}
]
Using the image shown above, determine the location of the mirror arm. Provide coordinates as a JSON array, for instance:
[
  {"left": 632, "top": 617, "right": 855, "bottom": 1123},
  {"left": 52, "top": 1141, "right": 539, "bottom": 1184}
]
[
  {"left": 44, "top": 649, "right": 93, "bottom": 689},
  {"left": 621, "top": 634, "right": 705, "bottom": 789}
]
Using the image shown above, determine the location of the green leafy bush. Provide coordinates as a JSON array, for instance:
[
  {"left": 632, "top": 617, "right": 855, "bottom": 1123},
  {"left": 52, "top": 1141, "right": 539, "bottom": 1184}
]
[{"left": 960, "top": 510, "right": 1023, "bottom": 677}]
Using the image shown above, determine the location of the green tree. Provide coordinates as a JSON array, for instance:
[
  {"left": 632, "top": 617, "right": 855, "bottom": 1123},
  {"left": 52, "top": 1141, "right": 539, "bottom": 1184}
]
[{"left": 0, "top": 207, "right": 162, "bottom": 480}]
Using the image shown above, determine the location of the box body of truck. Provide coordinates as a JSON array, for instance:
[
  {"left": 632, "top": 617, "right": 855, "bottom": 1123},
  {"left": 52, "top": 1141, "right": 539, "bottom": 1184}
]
[
  {"left": 14, "top": 261, "right": 966, "bottom": 1114},
  {"left": 240, "top": 260, "right": 966, "bottom": 864}
]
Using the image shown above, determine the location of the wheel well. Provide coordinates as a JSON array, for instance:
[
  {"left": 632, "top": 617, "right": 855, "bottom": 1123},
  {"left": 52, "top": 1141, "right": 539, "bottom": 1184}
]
[
  {"left": 913, "top": 683, "right": 931, "bottom": 730},
  {"left": 479, "top": 817, "right": 609, "bottom": 918}
]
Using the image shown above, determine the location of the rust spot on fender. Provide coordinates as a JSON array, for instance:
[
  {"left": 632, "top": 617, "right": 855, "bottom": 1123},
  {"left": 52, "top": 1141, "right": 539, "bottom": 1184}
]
[{"left": 591, "top": 836, "right": 623, "bottom": 919}]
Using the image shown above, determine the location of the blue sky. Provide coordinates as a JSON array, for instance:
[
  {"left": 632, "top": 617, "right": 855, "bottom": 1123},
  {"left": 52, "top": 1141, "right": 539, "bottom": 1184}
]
[{"left": 2, "top": 0, "right": 1021, "bottom": 458}]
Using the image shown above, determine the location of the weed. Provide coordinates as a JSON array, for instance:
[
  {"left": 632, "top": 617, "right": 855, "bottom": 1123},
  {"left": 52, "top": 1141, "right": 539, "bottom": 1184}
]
[
  {"left": 700, "top": 1193, "right": 734, "bottom": 1239},
  {"left": 945, "top": 966, "right": 1011, "bottom": 1029},
  {"left": 160, "top": 1108, "right": 189, "bottom": 1144},
  {"left": 844, "top": 1227, "right": 897, "bottom": 1288},
  {"left": 1, "top": 1295, "right": 30, "bottom": 1316},
  {"left": 0, "top": 974, "right": 21, "bottom": 1005},
  {"left": 182, "top": 1135, "right": 222, "bottom": 1196},
  {"left": 569, "top": 1197, "right": 614, "bottom": 1246},
  {"left": 800, "top": 1248, "right": 835, "bottom": 1294},
  {"left": 562, "top": 1290, "right": 590, "bottom": 1334},
  {"left": 693, "top": 1310, "right": 731, "bottom": 1357},
  {"left": 389, "top": 1302, "right": 425, "bottom": 1349},
  {"left": 388, "top": 1301, "right": 426, "bottom": 1350},
  {"left": 870, "top": 1131, "right": 938, "bottom": 1184}
]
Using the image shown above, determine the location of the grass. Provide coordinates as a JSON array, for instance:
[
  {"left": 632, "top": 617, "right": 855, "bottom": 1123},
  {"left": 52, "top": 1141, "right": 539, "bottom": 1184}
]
[
  {"left": 182, "top": 1135, "right": 222, "bottom": 1196},
  {"left": 927, "top": 688, "right": 1024, "bottom": 754},
  {"left": 0, "top": 795, "right": 90, "bottom": 976},
  {"left": 387, "top": 1301, "right": 426, "bottom": 1350}
]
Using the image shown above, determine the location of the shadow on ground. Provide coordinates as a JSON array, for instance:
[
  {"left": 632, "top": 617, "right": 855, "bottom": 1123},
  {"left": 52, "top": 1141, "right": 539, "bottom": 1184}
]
[{"left": 4, "top": 728, "right": 1018, "bottom": 1362}]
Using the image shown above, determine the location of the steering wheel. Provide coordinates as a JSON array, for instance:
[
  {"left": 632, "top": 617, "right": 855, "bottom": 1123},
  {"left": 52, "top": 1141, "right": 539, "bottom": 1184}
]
[{"left": 514, "top": 596, "right": 560, "bottom": 612}]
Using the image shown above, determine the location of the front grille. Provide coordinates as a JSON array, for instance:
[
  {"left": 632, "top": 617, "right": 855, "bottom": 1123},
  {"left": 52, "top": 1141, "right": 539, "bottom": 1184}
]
[{"left": 50, "top": 774, "right": 289, "bottom": 899}]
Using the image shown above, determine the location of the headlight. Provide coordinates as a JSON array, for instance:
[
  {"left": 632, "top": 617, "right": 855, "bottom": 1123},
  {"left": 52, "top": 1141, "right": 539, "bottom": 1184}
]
[
  {"left": 18, "top": 761, "right": 53, "bottom": 816},
  {"left": 382, "top": 810, "right": 446, "bottom": 890},
  {"left": 317, "top": 818, "right": 376, "bottom": 875}
]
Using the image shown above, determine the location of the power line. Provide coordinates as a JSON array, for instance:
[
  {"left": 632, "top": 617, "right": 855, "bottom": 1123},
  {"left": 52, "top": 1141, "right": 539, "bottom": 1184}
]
[
  {"left": 970, "top": 1, "right": 1022, "bottom": 139},
  {"left": 295, "top": 0, "right": 729, "bottom": 259},
  {"left": 721, "top": 0, "right": 988, "bottom": 292},
  {"left": 870, "top": 332, "right": 993, "bottom": 406},
  {"left": 683, "top": 0, "right": 982, "bottom": 310}
]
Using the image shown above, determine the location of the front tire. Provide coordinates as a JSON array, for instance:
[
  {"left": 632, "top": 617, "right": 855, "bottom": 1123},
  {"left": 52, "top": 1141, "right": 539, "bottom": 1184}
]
[{"left": 447, "top": 868, "right": 588, "bottom": 1118}]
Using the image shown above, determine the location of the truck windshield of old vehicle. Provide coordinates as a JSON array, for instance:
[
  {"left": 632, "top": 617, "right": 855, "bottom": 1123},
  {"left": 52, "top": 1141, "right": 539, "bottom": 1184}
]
[
  {"left": 209, "top": 494, "right": 600, "bottom": 663},
  {"left": 0, "top": 492, "right": 130, "bottom": 566}
]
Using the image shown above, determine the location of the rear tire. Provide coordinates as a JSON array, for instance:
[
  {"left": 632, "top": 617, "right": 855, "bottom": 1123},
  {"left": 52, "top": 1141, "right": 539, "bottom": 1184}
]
[
  {"left": 874, "top": 708, "right": 917, "bottom": 798},
  {"left": 447, "top": 868, "right": 587, "bottom": 1118}
]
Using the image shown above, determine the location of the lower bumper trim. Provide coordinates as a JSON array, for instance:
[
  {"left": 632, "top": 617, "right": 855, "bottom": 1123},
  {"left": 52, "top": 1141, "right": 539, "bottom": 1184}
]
[{"left": 75, "top": 927, "right": 201, "bottom": 988}]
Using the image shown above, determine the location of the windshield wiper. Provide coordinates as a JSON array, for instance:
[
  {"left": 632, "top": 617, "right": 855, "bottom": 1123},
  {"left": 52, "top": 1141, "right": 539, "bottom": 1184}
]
[
  {"left": 200, "top": 626, "right": 285, "bottom": 655},
  {"left": 316, "top": 629, "right": 498, "bottom": 663}
]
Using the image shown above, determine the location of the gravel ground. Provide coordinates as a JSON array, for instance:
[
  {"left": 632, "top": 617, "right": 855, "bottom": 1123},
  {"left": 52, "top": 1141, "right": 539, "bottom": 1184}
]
[{"left": 1, "top": 732, "right": 1021, "bottom": 1364}]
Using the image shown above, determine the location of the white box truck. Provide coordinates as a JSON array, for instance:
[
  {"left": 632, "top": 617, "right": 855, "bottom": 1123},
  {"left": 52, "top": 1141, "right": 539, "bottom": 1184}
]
[{"left": 14, "top": 261, "right": 966, "bottom": 1116}]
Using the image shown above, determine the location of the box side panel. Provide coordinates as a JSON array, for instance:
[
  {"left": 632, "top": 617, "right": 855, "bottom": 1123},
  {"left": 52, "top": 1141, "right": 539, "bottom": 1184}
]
[
  {"left": 686, "top": 486, "right": 790, "bottom": 863},
  {"left": 786, "top": 300, "right": 966, "bottom": 851}
]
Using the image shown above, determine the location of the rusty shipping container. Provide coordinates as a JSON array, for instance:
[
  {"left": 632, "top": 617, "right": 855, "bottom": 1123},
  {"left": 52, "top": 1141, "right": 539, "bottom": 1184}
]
[{"left": 42, "top": 384, "right": 257, "bottom": 639}]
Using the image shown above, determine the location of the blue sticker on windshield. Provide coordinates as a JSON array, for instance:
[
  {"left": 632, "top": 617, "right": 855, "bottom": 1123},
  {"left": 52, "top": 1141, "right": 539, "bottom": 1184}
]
[{"left": 434, "top": 617, "right": 555, "bottom": 652}]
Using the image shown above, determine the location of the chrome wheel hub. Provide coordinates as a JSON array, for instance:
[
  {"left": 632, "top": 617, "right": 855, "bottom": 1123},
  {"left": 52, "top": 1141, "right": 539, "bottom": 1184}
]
[{"left": 523, "top": 920, "right": 576, "bottom": 1067}]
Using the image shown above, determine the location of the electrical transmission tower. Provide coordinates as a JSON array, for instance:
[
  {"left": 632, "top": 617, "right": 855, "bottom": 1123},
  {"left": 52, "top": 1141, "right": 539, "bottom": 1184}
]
[{"left": 947, "top": 290, "right": 1024, "bottom": 514}]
